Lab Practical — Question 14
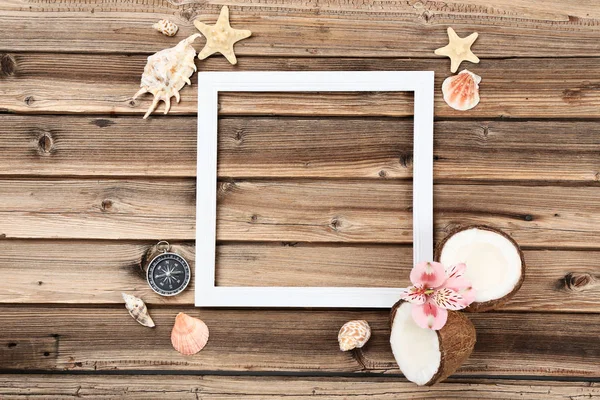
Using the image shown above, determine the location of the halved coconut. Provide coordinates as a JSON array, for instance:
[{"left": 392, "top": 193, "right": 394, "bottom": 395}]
[
  {"left": 436, "top": 225, "right": 525, "bottom": 312},
  {"left": 390, "top": 301, "right": 476, "bottom": 386}
]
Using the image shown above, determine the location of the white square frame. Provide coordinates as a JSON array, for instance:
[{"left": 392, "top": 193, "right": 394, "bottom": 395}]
[{"left": 196, "top": 71, "right": 434, "bottom": 307}]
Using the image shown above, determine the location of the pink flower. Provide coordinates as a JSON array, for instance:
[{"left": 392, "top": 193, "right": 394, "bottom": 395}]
[{"left": 400, "top": 262, "right": 475, "bottom": 330}]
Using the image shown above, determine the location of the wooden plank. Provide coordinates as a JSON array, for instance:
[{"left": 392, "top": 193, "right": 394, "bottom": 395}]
[
  {"left": 2, "top": 54, "right": 600, "bottom": 118},
  {"left": 3, "top": 116, "right": 600, "bottom": 183},
  {"left": 0, "top": 240, "right": 598, "bottom": 313},
  {"left": 0, "top": 307, "right": 597, "bottom": 376},
  {"left": 0, "top": 375, "right": 598, "bottom": 399},
  {"left": 1, "top": 179, "right": 600, "bottom": 247},
  {"left": 2, "top": 0, "right": 600, "bottom": 57}
]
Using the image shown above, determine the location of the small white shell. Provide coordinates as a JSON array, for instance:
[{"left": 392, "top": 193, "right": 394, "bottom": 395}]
[
  {"left": 338, "top": 320, "right": 371, "bottom": 351},
  {"left": 133, "top": 34, "right": 200, "bottom": 119},
  {"left": 153, "top": 19, "right": 179, "bottom": 37},
  {"left": 442, "top": 69, "right": 481, "bottom": 111},
  {"left": 122, "top": 293, "right": 155, "bottom": 328}
]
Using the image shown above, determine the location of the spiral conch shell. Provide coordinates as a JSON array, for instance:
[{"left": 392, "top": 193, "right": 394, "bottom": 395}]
[
  {"left": 171, "top": 312, "right": 209, "bottom": 355},
  {"left": 338, "top": 320, "right": 371, "bottom": 351},
  {"left": 153, "top": 19, "right": 179, "bottom": 37},
  {"left": 122, "top": 293, "right": 155, "bottom": 328},
  {"left": 442, "top": 69, "right": 481, "bottom": 111},
  {"left": 133, "top": 34, "right": 200, "bottom": 119}
]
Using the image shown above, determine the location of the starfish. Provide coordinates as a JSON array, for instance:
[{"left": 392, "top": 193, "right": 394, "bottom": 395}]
[
  {"left": 193, "top": 6, "right": 252, "bottom": 65},
  {"left": 434, "top": 27, "right": 479, "bottom": 73}
]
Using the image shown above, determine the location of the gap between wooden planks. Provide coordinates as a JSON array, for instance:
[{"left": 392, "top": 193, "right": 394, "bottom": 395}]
[
  {"left": 1, "top": 115, "right": 600, "bottom": 182},
  {"left": 0, "top": 178, "right": 599, "bottom": 246},
  {"left": 0, "top": 240, "right": 597, "bottom": 312},
  {"left": 1, "top": 54, "right": 600, "bottom": 118},
  {"left": 0, "top": 306, "right": 597, "bottom": 376},
  {"left": 0, "top": 375, "right": 598, "bottom": 399},
  {"left": 1, "top": 0, "right": 600, "bottom": 57}
]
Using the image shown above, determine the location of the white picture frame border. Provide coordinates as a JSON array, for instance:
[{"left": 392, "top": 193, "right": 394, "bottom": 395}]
[{"left": 196, "top": 71, "right": 434, "bottom": 307}]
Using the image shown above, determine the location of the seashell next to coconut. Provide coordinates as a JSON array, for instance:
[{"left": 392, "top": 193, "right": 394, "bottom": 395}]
[
  {"left": 390, "top": 300, "right": 476, "bottom": 386},
  {"left": 133, "top": 34, "right": 201, "bottom": 119},
  {"left": 338, "top": 320, "right": 371, "bottom": 351},
  {"left": 153, "top": 19, "right": 179, "bottom": 37},
  {"left": 171, "top": 312, "right": 209, "bottom": 355},
  {"left": 442, "top": 69, "right": 481, "bottom": 111},
  {"left": 436, "top": 225, "right": 525, "bottom": 312},
  {"left": 122, "top": 293, "right": 155, "bottom": 328}
]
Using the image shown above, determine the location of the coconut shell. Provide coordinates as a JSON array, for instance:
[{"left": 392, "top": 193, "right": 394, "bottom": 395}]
[
  {"left": 435, "top": 225, "right": 526, "bottom": 312},
  {"left": 390, "top": 300, "right": 476, "bottom": 386}
]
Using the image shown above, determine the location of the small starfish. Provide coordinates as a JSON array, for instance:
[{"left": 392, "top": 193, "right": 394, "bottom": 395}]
[
  {"left": 434, "top": 27, "right": 479, "bottom": 73},
  {"left": 193, "top": 6, "right": 252, "bottom": 65}
]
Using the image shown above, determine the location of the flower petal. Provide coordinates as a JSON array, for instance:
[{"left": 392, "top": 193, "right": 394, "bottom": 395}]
[
  {"left": 432, "top": 287, "right": 466, "bottom": 310},
  {"left": 411, "top": 302, "right": 448, "bottom": 330},
  {"left": 410, "top": 262, "right": 446, "bottom": 288},
  {"left": 458, "top": 286, "right": 476, "bottom": 307},
  {"left": 444, "top": 276, "right": 476, "bottom": 307},
  {"left": 444, "top": 276, "right": 471, "bottom": 292},
  {"left": 399, "top": 285, "right": 427, "bottom": 305},
  {"left": 445, "top": 263, "right": 466, "bottom": 280}
]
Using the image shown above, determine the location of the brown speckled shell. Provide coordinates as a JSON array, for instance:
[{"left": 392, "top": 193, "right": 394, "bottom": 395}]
[
  {"left": 338, "top": 320, "right": 371, "bottom": 351},
  {"left": 153, "top": 19, "right": 179, "bottom": 37}
]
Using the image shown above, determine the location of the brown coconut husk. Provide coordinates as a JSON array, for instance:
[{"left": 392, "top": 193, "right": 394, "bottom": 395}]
[
  {"left": 435, "top": 225, "right": 526, "bottom": 313},
  {"left": 390, "top": 300, "right": 476, "bottom": 386}
]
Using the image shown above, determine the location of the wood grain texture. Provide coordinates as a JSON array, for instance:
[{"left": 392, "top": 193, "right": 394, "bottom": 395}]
[
  {"left": 2, "top": 54, "right": 600, "bottom": 118},
  {"left": 2, "top": 116, "right": 600, "bottom": 183},
  {"left": 0, "top": 307, "right": 598, "bottom": 376},
  {"left": 1, "top": 178, "right": 599, "bottom": 247},
  {"left": 2, "top": 0, "right": 600, "bottom": 57},
  {"left": 1, "top": 240, "right": 598, "bottom": 313},
  {"left": 0, "top": 376, "right": 598, "bottom": 399}
]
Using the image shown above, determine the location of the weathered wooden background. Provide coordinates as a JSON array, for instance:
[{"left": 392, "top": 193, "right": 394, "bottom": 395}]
[{"left": 1, "top": 0, "right": 600, "bottom": 398}]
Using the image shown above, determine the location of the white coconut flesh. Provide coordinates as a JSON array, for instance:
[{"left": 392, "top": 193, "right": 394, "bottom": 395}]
[
  {"left": 390, "top": 302, "right": 441, "bottom": 386},
  {"left": 439, "top": 228, "right": 522, "bottom": 303}
]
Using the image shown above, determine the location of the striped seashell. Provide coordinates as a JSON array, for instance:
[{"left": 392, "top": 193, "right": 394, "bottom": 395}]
[
  {"left": 338, "top": 320, "right": 371, "bottom": 351},
  {"left": 171, "top": 313, "right": 209, "bottom": 355},
  {"left": 122, "top": 293, "right": 155, "bottom": 328},
  {"left": 153, "top": 19, "right": 179, "bottom": 37}
]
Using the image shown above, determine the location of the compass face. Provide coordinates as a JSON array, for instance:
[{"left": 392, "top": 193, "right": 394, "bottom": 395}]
[{"left": 146, "top": 253, "right": 191, "bottom": 296}]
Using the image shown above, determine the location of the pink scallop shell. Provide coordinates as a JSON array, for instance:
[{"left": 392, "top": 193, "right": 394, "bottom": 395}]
[
  {"left": 442, "top": 70, "right": 481, "bottom": 111},
  {"left": 171, "top": 312, "right": 209, "bottom": 355}
]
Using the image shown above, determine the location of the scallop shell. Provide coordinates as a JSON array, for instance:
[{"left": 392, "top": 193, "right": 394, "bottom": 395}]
[
  {"left": 171, "top": 312, "right": 209, "bottom": 355},
  {"left": 442, "top": 69, "right": 481, "bottom": 111},
  {"left": 133, "top": 34, "right": 200, "bottom": 119},
  {"left": 153, "top": 19, "right": 179, "bottom": 37},
  {"left": 338, "top": 320, "right": 371, "bottom": 351},
  {"left": 122, "top": 293, "right": 155, "bottom": 328}
]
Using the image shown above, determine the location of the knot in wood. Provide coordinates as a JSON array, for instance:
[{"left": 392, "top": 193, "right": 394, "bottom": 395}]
[
  {"left": 220, "top": 181, "right": 236, "bottom": 192},
  {"left": 481, "top": 126, "right": 490, "bottom": 138},
  {"left": 101, "top": 199, "right": 113, "bottom": 211},
  {"left": 399, "top": 152, "right": 413, "bottom": 168},
  {"left": 37, "top": 132, "right": 54, "bottom": 155},
  {"left": 234, "top": 129, "right": 245, "bottom": 142},
  {"left": 92, "top": 119, "right": 115, "bottom": 128},
  {"left": 329, "top": 217, "right": 341, "bottom": 231},
  {"left": 0, "top": 54, "right": 16, "bottom": 76},
  {"left": 563, "top": 272, "right": 597, "bottom": 292}
]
